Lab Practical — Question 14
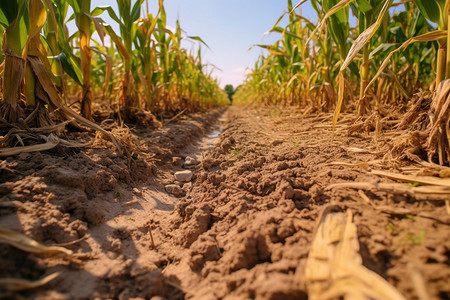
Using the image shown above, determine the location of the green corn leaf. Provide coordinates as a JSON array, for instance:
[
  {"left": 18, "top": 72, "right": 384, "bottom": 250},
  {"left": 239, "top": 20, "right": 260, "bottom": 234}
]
[
  {"left": 355, "top": 0, "right": 372, "bottom": 12},
  {"left": 54, "top": 52, "right": 83, "bottom": 85},
  {"left": 370, "top": 43, "right": 397, "bottom": 59},
  {"left": 187, "top": 36, "right": 210, "bottom": 49},
  {"left": 130, "top": 0, "right": 144, "bottom": 23},
  {"left": 0, "top": 0, "right": 20, "bottom": 26},
  {"left": 413, "top": 0, "right": 444, "bottom": 25},
  {"left": 103, "top": 23, "right": 130, "bottom": 60},
  {"left": 348, "top": 61, "right": 359, "bottom": 77},
  {"left": 390, "top": 26, "right": 407, "bottom": 43},
  {"left": 91, "top": 6, "right": 122, "bottom": 27}
]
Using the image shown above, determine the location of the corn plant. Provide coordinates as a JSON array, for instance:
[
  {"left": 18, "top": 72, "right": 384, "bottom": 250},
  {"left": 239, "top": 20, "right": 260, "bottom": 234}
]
[
  {"left": 0, "top": 0, "right": 227, "bottom": 154},
  {"left": 235, "top": 0, "right": 450, "bottom": 166},
  {"left": 65, "top": 0, "right": 94, "bottom": 119},
  {"left": 0, "top": 0, "right": 48, "bottom": 122},
  {"left": 92, "top": 0, "right": 145, "bottom": 121}
]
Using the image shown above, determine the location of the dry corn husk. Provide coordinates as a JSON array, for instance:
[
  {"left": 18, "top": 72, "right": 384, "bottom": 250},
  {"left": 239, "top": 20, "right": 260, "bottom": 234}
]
[
  {"left": 0, "top": 228, "right": 72, "bottom": 256},
  {"left": 0, "top": 272, "right": 60, "bottom": 291},
  {"left": 304, "top": 208, "right": 406, "bottom": 300},
  {"left": 0, "top": 133, "right": 90, "bottom": 158},
  {"left": 371, "top": 170, "right": 450, "bottom": 187}
]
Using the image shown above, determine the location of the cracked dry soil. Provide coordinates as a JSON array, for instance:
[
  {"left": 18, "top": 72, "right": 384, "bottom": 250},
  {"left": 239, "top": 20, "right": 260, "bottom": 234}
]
[{"left": 0, "top": 105, "right": 449, "bottom": 299}]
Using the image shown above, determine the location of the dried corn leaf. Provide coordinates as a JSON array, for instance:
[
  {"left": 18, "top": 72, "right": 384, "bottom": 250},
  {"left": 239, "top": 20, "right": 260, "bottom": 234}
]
[
  {"left": 371, "top": 170, "right": 450, "bottom": 187},
  {"left": 0, "top": 228, "right": 72, "bottom": 256},
  {"left": 332, "top": 72, "right": 345, "bottom": 133},
  {"left": 358, "top": 190, "right": 449, "bottom": 222},
  {"left": 327, "top": 181, "right": 450, "bottom": 198},
  {"left": 344, "top": 147, "right": 375, "bottom": 154},
  {"left": 0, "top": 272, "right": 60, "bottom": 291},
  {"left": 305, "top": 208, "right": 406, "bottom": 300},
  {"left": 0, "top": 134, "right": 59, "bottom": 157},
  {"left": 27, "top": 56, "right": 122, "bottom": 154},
  {"left": 364, "top": 31, "right": 447, "bottom": 97},
  {"left": 305, "top": 0, "right": 354, "bottom": 49},
  {"left": 329, "top": 161, "right": 377, "bottom": 169},
  {"left": 407, "top": 263, "right": 432, "bottom": 300},
  {"left": 340, "top": 0, "right": 394, "bottom": 72}
]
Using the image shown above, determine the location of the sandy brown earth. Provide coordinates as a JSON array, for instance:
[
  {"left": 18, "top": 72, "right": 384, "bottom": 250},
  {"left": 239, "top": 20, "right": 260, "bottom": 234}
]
[{"left": 0, "top": 105, "right": 449, "bottom": 299}]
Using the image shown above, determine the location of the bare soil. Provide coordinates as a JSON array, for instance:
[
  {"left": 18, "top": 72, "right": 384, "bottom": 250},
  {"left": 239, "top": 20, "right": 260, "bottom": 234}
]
[{"left": 0, "top": 105, "right": 449, "bottom": 299}]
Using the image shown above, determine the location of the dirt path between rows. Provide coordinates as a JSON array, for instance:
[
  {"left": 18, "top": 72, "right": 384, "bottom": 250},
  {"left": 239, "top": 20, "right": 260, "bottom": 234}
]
[{"left": 0, "top": 105, "right": 449, "bottom": 299}]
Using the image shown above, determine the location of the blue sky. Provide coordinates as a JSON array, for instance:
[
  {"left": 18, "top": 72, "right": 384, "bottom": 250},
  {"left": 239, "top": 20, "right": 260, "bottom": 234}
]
[
  {"left": 87, "top": 0, "right": 317, "bottom": 88},
  {"left": 148, "top": 0, "right": 316, "bottom": 88}
]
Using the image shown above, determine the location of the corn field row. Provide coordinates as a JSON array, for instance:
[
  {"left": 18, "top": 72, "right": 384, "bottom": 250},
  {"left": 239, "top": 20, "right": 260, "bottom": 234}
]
[
  {"left": 235, "top": 0, "right": 450, "bottom": 166},
  {"left": 0, "top": 0, "right": 228, "bottom": 135}
]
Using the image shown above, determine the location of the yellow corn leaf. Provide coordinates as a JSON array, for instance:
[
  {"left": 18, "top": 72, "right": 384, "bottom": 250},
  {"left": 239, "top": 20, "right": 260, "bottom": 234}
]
[
  {"left": 0, "top": 228, "right": 72, "bottom": 255},
  {"left": 261, "top": 54, "right": 275, "bottom": 70},
  {"left": 23, "top": 0, "right": 47, "bottom": 58},
  {"left": 364, "top": 31, "right": 447, "bottom": 96},
  {"left": 305, "top": 0, "right": 354, "bottom": 50},
  {"left": 332, "top": 72, "right": 345, "bottom": 133},
  {"left": 340, "top": 0, "right": 393, "bottom": 72},
  {"left": 267, "top": 48, "right": 284, "bottom": 56},
  {"left": 292, "top": 0, "right": 308, "bottom": 13},
  {"left": 306, "top": 209, "right": 407, "bottom": 300},
  {"left": 372, "top": 169, "right": 450, "bottom": 187},
  {"left": 147, "top": 0, "right": 164, "bottom": 41},
  {"left": 28, "top": 0, "right": 47, "bottom": 39},
  {"left": 286, "top": 73, "right": 301, "bottom": 89},
  {"left": 0, "top": 272, "right": 60, "bottom": 291}
]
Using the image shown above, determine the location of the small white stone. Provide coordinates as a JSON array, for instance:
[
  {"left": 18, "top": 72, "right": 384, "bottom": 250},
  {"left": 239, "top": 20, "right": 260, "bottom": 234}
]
[
  {"left": 174, "top": 170, "right": 193, "bottom": 182},
  {"left": 165, "top": 184, "right": 182, "bottom": 195},
  {"left": 184, "top": 156, "right": 198, "bottom": 165}
]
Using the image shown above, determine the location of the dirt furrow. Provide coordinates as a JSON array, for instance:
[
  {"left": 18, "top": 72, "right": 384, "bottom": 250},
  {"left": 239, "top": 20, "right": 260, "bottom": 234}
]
[{"left": 0, "top": 105, "right": 449, "bottom": 300}]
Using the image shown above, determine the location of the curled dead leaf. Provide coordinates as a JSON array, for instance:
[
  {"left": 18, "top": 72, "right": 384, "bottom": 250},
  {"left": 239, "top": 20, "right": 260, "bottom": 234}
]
[
  {"left": 0, "top": 272, "right": 60, "bottom": 291},
  {"left": 0, "top": 228, "right": 72, "bottom": 256}
]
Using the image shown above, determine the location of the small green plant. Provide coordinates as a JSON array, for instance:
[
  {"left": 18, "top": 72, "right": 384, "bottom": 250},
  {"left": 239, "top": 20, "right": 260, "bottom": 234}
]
[
  {"left": 291, "top": 139, "right": 299, "bottom": 147},
  {"left": 405, "top": 182, "right": 420, "bottom": 187},
  {"left": 114, "top": 191, "right": 124, "bottom": 198},
  {"left": 386, "top": 223, "right": 396, "bottom": 235},
  {"left": 406, "top": 214, "right": 415, "bottom": 220},
  {"left": 230, "top": 146, "right": 242, "bottom": 158},
  {"left": 404, "top": 231, "right": 425, "bottom": 245}
]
